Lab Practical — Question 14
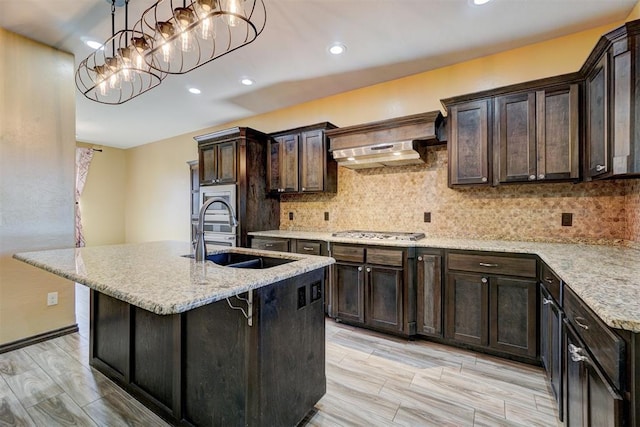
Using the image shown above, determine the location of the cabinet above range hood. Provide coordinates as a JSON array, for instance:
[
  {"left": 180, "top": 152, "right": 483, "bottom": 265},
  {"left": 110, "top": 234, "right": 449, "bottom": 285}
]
[{"left": 326, "top": 111, "right": 445, "bottom": 169}]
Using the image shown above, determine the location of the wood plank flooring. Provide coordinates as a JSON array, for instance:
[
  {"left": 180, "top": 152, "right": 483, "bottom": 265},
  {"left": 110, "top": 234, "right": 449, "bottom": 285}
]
[{"left": 0, "top": 284, "right": 561, "bottom": 426}]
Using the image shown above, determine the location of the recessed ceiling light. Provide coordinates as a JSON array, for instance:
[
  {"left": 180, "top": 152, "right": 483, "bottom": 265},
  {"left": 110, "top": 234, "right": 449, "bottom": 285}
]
[
  {"left": 241, "top": 78, "right": 254, "bottom": 86},
  {"left": 85, "top": 40, "right": 103, "bottom": 50},
  {"left": 188, "top": 87, "right": 201, "bottom": 94},
  {"left": 472, "top": 0, "right": 492, "bottom": 5},
  {"left": 328, "top": 43, "right": 346, "bottom": 55}
]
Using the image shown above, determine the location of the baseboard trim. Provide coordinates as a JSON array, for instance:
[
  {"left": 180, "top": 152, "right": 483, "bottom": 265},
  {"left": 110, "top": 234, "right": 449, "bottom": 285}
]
[{"left": 0, "top": 324, "right": 79, "bottom": 354}]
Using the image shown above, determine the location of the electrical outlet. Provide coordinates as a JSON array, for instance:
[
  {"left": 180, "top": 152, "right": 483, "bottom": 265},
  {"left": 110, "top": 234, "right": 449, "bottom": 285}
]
[
  {"left": 289, "top": 212, "right": 294, "bottom": 221},
  {"left": 562, "top": 212, "right": 573, "bottom": 227},
  {"left": 324, "top": 212, "right": 329, "bottom": 221},
  {"left": 297, "top": 286, "right": 307, "bottom": 309},
  {"left": 424, "top": 212, "right": 431, "bottom": 223},
  {"left": 310, "top": 281, "right": 322, "bottom": 302},
  {"left": 47, "top": 292, "right": 58, "bottom": 306}
]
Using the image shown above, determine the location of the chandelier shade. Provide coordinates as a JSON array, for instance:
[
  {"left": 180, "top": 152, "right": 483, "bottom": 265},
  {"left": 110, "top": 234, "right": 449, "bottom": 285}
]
[
  {"left": 137, "top": 0, "right": 267, "bottom": 74},
  {"left": 75, "top": 28, "right": 166, "bottom": 104}
]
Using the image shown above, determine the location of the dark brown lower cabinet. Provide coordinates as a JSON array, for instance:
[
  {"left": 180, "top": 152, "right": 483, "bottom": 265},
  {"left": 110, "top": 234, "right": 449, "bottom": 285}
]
[
  {"left": 332, "top": 244, "right": 411, "bottom": 335},
  {"left": 416, "top": 249, "right": 443, "bottom": 337},
  {"left": 540, "top": 284, "right": 563, "bottom": 420},
  {"left": 445, "top": 272, "right": 537, "bottom": 359},
  {"left": 564, "top": 319, "right": 623, "bottom": 427}
]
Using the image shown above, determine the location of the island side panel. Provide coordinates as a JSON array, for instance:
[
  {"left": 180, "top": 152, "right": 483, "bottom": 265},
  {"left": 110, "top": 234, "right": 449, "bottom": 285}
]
[
  {"left": 182, "top": 296, "right": 249, "bottom": 427},
  {"left": 248, "top": 268, "right": 327, "bottom": 427},
  {"left": 90, "top": 291, "right": 131, "bottom": 380}
]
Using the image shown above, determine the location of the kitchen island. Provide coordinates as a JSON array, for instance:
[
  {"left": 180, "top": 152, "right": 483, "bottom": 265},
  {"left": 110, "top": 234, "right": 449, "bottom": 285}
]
[{"left": 14, "top": 241, "right": 334, "bottom": 427}]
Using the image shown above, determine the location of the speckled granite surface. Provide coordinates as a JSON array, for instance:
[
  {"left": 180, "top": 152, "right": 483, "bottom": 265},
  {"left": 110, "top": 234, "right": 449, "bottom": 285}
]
[
  {"left": 13, "top": 241, "right": 334, "bottom": 315},
  {"left": 250, "top": 230, "right": 640, "bottom": 333}
]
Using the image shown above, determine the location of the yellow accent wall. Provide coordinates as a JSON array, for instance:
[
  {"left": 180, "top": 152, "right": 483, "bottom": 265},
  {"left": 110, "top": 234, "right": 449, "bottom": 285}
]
[{"left": 0, "top": 29, "right": 76, "bottom": 345}]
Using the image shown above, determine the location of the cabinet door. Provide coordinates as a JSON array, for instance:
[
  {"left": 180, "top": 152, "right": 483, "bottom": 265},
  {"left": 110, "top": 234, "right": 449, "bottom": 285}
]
[
  {"left": 281, "top": 134, "right": 299, "bottom": 192},
  {"left": 445, "top": 272, "right": 488, "bottom": 346},
  {"left": 335, "top": 263, "right": 365, "bottom": 325},
  {"left": 540, "top": 285, "right": 562, "bottom": 416},
  {"left": 416, "top": 254, "right": 442, "bottom": 337},
  {"left": 495, "top": 92, "right": 536, "bottom": 183},
  {"left": 189, "top": 161, "right": 200, "bottom": 221},
  {"left": 199, "top": 145, "right": 217, "bottom": 185},
  {"left": 489, "top": 276, "right": 537, "bottom": 358},
  {"left": 216, "top": 141, "right": 237, "bottom": 184},
  {"left": 586, "top": 53, "right": 610, "bottom": 179},
  {"left": 366, "top": 265, "right": 403, "bottom": 333},
  {"left": 268, "top": 138, "right": 282, "bottom": 193},
  {"left": 565, "top": 323, "right": 587, "bottom": 427},
  {"left": 300, "top": 129, "right": 325, "bottom": 192},
  {"left": 536, "top": 84, "right": 579, "bottom": 181},
  {"left": 448, "top": 100, "right": 491, "bottom": 186}
]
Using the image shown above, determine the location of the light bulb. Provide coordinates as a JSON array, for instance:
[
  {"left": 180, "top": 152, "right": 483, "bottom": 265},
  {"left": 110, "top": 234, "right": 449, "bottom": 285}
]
[
  {"left": 109, "top": 72, "right": 120, "bottom": 90},
  {"left": 161, "top": 42, "right": 172, "bottom": 63},
  {"left": 179, "top": 30, "right": 195, "bottom": 52},
  {"left": 195, "top": 0, "right": 218, "bottom": 18},
  {"left": 199, "top": 16, "right": 216, "bottom": 40},
  {"left": 99, "top": 80, "right": 108, "bottom": 96},
  {"left": 155, "top": 22, "right": 175, "bottom": 63},
  {"left": 134, "top": 52, "right": 145, "bottom": 70},
  {"left": 222, "top": 0, "right": 244, "bottom": 27}
]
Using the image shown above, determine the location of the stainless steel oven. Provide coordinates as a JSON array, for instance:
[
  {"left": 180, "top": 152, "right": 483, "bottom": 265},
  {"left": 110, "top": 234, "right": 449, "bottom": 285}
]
[{"left": 197, "top": 184, "right": 237, "bottom": 247}]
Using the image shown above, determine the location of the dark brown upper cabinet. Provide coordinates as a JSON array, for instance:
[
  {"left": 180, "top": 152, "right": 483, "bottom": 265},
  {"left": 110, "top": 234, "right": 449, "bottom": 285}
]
[
  {"left": 582, "top": 20, "right": 640, "bottom": 180},
  {"left": 197, "top": 140, "right": 237, "bottom": 185},
  {"left": 447, "top": 99, "right": 491, "bottom": 186},
  {"left": 494, "top": 84, "right": 579, "bottom": 184},
  {"left": 268, "top": 122, "right": 337, "bottom": 194},
  {"left": 442, "top": 74, "right": 581, "bottom": 188}
]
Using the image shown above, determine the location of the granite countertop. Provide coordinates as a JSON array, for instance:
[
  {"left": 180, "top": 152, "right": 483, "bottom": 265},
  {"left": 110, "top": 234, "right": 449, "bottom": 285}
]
[
  {"left": 13, "top": 241, "right": 334, "bottom": 315},
  {"left": 249, "top": 230, "right": 640, "bottom": 333}
]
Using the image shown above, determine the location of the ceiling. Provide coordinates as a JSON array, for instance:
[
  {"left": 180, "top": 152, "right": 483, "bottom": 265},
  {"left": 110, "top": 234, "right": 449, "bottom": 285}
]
[{"left": 0, "top": 0, "right": 637, "bottom": 149}]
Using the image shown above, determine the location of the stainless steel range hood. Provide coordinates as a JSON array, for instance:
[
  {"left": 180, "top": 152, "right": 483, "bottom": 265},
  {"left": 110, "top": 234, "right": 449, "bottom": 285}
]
[
  {"left": 331, "top": 140, "right": 428, "bottom": 169},
  {"left": 326, "top": 111, "right": 445, "bottom": 170}
]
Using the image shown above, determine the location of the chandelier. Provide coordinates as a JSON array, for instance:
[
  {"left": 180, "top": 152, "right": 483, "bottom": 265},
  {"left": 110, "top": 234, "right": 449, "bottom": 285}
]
[{"left": 75, "top": 0, "right": 267, "bottom": 104}]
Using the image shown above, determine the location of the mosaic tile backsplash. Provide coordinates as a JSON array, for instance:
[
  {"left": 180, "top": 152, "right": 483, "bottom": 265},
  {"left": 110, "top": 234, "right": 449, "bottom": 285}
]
[{"left": 280, "top": 147, "right": 639, "bottom": 245}]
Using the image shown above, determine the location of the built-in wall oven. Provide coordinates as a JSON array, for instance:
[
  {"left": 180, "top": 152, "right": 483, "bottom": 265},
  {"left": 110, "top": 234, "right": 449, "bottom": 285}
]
[{"left": 195, "top": 184, "right": 237, "bottom": 247}]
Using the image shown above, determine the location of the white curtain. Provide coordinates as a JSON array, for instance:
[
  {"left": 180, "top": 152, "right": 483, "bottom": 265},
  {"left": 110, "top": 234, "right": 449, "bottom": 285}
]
[{"left": 75, "top": 147, "right": 94, "bottom": 247}]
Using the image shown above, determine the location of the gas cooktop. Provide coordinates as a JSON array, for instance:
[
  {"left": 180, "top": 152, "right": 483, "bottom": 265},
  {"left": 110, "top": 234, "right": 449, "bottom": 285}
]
[{"left": 331, "top": 230, "right": 425, "bottom": 241}]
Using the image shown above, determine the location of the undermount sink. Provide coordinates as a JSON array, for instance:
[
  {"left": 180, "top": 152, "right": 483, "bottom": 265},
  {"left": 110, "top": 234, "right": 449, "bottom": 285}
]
[{"left": 183, "top": 252, "right": 295, "bottom": 269}]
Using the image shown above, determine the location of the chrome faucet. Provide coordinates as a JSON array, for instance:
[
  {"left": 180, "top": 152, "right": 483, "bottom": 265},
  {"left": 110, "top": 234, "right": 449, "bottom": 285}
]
[{"left": 195, "top": 197, "right": 238, "bottom": 262}]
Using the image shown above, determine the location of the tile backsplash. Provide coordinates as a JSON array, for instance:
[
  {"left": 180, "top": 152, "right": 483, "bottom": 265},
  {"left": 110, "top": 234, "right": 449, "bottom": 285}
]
[{"left": 281, "top": 147, "right": 638, "bottom": 245}]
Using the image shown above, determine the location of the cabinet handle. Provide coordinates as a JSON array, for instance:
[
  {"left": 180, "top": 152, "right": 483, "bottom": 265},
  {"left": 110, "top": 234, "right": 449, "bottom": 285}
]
[
  {"left": 366, "top": 267, "right": 371, "bottom": 273},
  {"left": 596, "top": 164, "right": 606, "bottom": 172},
  {"left": 358, "top": 267, "right": 363, "bottom": 272},
  {"left": 265, "top": 243, "right": 274, "bottom": 248},
  {"left": 302, "top": 247, "right": 314, "bottom": 251},
  {"left": 479, "top": 263, "right": 498, "bottom": 268},
  {"left": 481, "top": 177, "right": 487, "bottom": 182},
  {"left": 417, "top": 256, "right": 423, "bottom": 261},
  {"left": 528, "top": 174, "right": 536, "bottom": 180},
  {"left": 302, "top": 187, "right": 306, "bottom": 191},
  {"left": 538, "top": 174, "right": 545, "bottom": 179},
  {"left": 574, "top": 316, "right": 590, "bottom": 330},
  {"left": 481, "top": 277, "right": 488, "bottom": 284},
  {"left": 568, "top": 344, "right": 589, "bottom": 363},
  {"left": 542, "top": 297, "right": 552, "bottom": 305},
  {"left": 544, "top": 277, "right": 554, "bottom": 284}
]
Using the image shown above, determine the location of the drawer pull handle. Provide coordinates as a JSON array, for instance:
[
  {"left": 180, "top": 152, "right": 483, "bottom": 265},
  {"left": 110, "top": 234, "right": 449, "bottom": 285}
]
[
  {"left": 544, "top": 277, "right": 554, "bottom": 284},
  {"left": 568, "top": 344, "right": 589, "bottom": 363},
  {"left": 302, "top": 247, "right": 315, "bottom": 251},
  {"left": 574, "top": 316, "right": 590, "bottom": 330},
  {"left": 479, "top": 263, "right": 498, "bottom": 267},
  {"left": 265, "top": 243, "right": 274, "bottom": 248}
]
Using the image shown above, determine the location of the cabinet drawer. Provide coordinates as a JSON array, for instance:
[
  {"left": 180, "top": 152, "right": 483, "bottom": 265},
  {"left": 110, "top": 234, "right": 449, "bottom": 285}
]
[
  {"left": 251, "top": 238, "right": 290, "bottom": 252},
  {"left": 295, "top": 241, "right": 322, "bottom": 256},
  {"left": 447, "top": 253, "right": 536, "bottom": 278},
  {"left": 540, "top": 263, "right": 561, "bottom": 303},
  {"left": 366, "top": 248, "right": 403, "bottom": 267},
  {"left": 332, "top": 245, "right": 365, "bottom": 263},
  {"left": 564, "top": 286, "right": 625, "bottom": 390}
]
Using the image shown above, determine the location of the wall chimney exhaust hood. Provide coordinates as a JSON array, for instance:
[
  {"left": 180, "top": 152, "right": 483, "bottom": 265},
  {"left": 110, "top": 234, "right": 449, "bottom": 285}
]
[{"left": 326, "top": 111, "right": 445, "bottom": 169}]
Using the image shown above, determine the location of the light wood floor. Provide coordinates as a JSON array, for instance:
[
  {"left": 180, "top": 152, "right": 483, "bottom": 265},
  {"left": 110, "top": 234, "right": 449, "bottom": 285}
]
[{"left": 0, "top": 284, "right": 561, "bottom": 426}]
